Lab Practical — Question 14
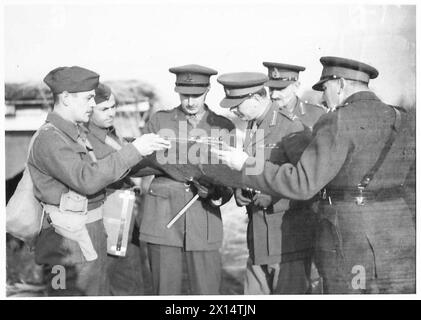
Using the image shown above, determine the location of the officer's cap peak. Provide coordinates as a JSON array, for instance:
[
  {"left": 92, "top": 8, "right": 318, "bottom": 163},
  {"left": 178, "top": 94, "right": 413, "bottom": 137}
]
[
  {"left": 262, "top": 62, "right": 306, "bottom": 72},
  {"left": 217, "top": 72, "right": 268, "bottom": 88},
  {"left": 320, "top": 56, "right": 379, "bottom": 79},
  {"left": 169, "top": 64, "right": 218, "bottom": 76}
]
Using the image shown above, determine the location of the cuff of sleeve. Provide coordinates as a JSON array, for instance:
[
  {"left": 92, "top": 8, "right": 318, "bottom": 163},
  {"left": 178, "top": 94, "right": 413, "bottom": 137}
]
[{"left": 118, "top": 144, "right": 144, "bottom": 169}]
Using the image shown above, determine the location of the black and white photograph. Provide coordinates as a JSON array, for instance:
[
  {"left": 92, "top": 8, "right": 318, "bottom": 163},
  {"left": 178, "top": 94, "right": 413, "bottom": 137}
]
[{"left": 1, "top": 0, "right": 417, "bottom": 302}]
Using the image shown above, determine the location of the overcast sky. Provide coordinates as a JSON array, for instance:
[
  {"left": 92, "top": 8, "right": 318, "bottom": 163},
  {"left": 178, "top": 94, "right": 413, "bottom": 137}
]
[{"left": 3, "top": 1, "right": 416, "bottom": 113}]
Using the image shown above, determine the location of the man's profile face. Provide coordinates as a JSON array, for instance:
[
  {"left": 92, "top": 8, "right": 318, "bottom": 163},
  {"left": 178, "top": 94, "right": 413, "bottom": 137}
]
[
  {"left": 230, "top": 96, "right": 260, "bottom": 121},
  {"left": 179, "top": 91, "right": 207, "bottom": 115},
  {"left": 322, "top": 80, "right": 341, "bottom": 110},
  {"left": 91, "top": 94, "right": 117, "bottom": 128},
  {"left": 68, "top": 90, "right": 96, "bottom": 123}
]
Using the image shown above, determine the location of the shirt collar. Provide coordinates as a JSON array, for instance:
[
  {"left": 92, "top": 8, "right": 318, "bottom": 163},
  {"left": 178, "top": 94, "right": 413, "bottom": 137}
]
[
  {"left": 46, "top": 111, "right": 85, "bottom": 142},
  {"left": 342, "top": 91, "right": 380, "bottom": 106},
  {"left": 175, "top": 104, "right": 209, "bottom": 121},
  {"left": 86, "top": 121, "right": 116, "bottom": 143}
]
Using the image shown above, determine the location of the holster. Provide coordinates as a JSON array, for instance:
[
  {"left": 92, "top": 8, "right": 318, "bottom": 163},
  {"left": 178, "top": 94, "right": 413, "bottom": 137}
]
[{"left": 43, "top": 190, "right": 98, "bottom": 261}]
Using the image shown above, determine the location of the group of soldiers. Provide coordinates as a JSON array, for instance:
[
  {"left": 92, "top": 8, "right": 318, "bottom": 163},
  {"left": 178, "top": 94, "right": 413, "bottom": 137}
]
[{"left": 24, "top": 55, "right": 415, "bottom": 296}]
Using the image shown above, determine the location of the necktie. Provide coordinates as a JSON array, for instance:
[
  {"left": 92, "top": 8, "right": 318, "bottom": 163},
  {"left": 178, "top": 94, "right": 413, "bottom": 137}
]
[{"left": 244, "top": 120, "right": 257, "bottom": 155}]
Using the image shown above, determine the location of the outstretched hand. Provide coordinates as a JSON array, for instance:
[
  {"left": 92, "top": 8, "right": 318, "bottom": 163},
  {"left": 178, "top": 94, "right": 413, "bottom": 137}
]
[
  {"left": 132, "top": 133, "right": 171, "bottom": 156},
  {"left": 210, "top": 146, "right": 249, "bottom": 171}
]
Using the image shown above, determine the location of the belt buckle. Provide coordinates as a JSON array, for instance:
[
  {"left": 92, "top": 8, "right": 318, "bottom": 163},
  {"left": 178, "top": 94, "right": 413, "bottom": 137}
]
[{"left": 356, "top": 186, "right": 365, "bottom": 206}]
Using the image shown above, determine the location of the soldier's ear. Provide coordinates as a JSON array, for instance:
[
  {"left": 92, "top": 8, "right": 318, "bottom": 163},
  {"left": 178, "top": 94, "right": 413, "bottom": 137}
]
[
  {"left": 61, "top": 91, "right": 71, "bottom": 107},
  {"left": 202, "top": 87, "right": 210, "bottom": 98}
]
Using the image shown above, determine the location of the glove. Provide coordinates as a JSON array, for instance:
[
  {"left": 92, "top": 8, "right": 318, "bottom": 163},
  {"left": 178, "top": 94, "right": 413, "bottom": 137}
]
[
  {"left": 191, "top": 177, "right": 216, "bottom": 199},
  {"left": 253, "top": 193, "right": 273, "bottom": 210},
  {"left": 234, "top": 188, "right": 252, "bottom": 207}
]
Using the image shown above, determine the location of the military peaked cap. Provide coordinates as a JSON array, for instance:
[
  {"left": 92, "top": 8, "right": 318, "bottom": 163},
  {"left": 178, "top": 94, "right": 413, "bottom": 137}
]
[
  {"left": 217, "top": 72, "right": 268, "bottom": 108},
  {"left": 312, "top": 56, "right": 379, "bottom": 91},
  {"left": 262, "top": 62, "right": 305, "bottom": 89},
  {"left": 169, "top": 64, "right": 218, "bottom": 95}
]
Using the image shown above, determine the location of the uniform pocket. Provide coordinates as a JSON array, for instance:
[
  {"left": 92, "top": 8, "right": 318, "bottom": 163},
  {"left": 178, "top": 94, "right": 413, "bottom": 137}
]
[
  {"left": 147, "top": 187, "right": 170, "bottom": 199},
  {"left": 139, "top": 189, "right": 174, "bottom": 239}
]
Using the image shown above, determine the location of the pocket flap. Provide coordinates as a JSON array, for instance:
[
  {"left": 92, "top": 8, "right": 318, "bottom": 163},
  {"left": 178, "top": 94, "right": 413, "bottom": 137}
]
[
  {"left": 148, "top": 187, "right": 170, "bottom": 199},
  {"left": 59, "top": 190, "right": 88, "bottom": 214}
]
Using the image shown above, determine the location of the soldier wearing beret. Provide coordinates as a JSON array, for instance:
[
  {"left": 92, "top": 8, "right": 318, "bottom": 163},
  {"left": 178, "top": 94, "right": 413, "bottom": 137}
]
[
  {"left": 86, "top": 83, "right": 145, "bottom": 295},
  {"left": 262, "top": 62, "right": 327, "bottom": 130},
  {"left": 213, "top": 57, "right": 416, "bottom": 293},
  {"left": 28, "top": 66, "right": 170, "bottom": 295},
  {"left": 217, "top": 72, "right": 315, "bottom": 294},
  {"left": 138, "top": 64, "right": 235, "bottom": 295}
]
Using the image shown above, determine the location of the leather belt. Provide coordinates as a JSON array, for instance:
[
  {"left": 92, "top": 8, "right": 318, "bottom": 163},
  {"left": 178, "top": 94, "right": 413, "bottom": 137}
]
[
  {"left": 322, "top": 186, "right": 405, "bottom": 204},
  {"left": 86, "top": 206, "right": 103, "bottom": 223}
]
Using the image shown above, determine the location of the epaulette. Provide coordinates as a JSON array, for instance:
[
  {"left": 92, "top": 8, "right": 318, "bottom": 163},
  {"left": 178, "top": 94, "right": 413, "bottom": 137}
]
[
  {"left": 301, "top": 99, "right": 329, "bottom": 112},
  {"left": 155, "top": 107, "right": 176, "bottom": 115},
  {"left": 333, "top": 101, "right": 351, "bottom": 112},
  {"left": 312, "top": 102, "right": 329, "bottom": 112}
]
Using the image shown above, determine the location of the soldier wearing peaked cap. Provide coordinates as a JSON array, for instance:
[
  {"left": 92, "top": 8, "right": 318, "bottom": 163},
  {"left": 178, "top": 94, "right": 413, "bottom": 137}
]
[
  {"left": 27, "top": 66, "right": 170, "bottom": 296},
  {"left": 212, "top": 56, "right": 415, "bottom": 294},
  {"left": 137, "top": 64, "right": 235, "bottom": 295},
  {"left": 217, "top": 72, "right": 316, "bottom": 294},
  {"left": 263, "top": 62, "right": 327, "bottom": 130}
]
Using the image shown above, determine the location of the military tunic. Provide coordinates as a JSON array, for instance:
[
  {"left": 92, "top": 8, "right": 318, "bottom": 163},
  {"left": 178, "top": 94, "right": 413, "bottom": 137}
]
[
  {"left": 28, "top": 112, "right": 143, "bottom": 295},
  {"left": 139, "top": 106, "right": 234, "bottom": 249},
  {"left": 292, "top": 98, "right": 327, "bottom": 130},
  {"left": 86, "top": 122, "right": 144, "bottom": 296},
  {"left": 243, "top": 102, "right": 314, "bottom": 265},
  {"left": 241, "top": 91, "right": 415, "bottom": 293},
  {"left": 242, "top": 102, "right": 316, "bottom": 294},
  {"left": 138, "top": 105, "right": 234, "bottom": 294}
]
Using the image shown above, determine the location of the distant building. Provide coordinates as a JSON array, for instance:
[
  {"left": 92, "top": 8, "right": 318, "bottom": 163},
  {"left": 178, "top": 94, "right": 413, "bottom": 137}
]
[{"left": 4, "top": 80, "right": 156, "bottom": 202}]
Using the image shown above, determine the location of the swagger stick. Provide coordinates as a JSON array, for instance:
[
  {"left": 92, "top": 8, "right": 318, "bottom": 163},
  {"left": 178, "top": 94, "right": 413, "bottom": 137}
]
[{"left": 166, "top": 194, "right": 200, "bottom": 229}]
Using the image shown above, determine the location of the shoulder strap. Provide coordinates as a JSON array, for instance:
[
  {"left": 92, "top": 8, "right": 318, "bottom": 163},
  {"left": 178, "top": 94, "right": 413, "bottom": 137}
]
[
  {"left": 26, "top": 122, "right": 57, "bottom": 161},
  {"left": 358, "top": 106, "right": 402, "bottom": 189}
]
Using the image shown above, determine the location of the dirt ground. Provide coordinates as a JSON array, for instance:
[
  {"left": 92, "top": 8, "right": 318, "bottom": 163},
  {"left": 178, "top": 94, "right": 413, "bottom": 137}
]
[{"left": 6, "top": 198, "right": 250, "bottom": 297}]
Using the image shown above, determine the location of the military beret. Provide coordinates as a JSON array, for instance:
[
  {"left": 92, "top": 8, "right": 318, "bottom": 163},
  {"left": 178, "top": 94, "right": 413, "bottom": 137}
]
[
  {"left": 94, "top": 83, "right": 112, "bottom": 104},
  {"left": 312, "top": 56, "right": 379, "bottom": 91},
  {"left": 43, "top": 66, "right": 100, "bottom": 94},
  {"left": 262, "top": 62, "right": 305, "bottom": 89},
  {"left": 217, "top": 72, "right": 268, "bottom": 108},
  {"left": 169, "top": 64, "right": 218, "bottom": 95}
]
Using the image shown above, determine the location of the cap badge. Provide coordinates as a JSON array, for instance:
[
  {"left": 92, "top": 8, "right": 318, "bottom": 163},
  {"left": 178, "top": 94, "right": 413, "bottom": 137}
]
[{"left": 271, "top": 68, "right": 281, "bottom": 80}]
